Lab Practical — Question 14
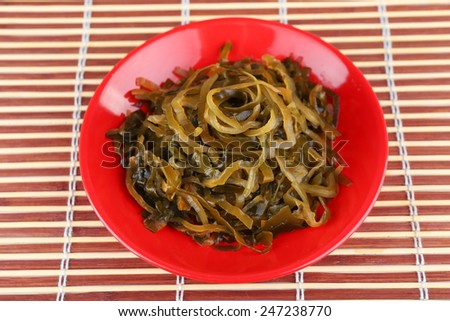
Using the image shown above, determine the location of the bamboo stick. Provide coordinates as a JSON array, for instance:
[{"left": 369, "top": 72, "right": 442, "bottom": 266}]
[
  {"left": 2, "top": 9, "right": 450, "bottom": 25},
  {"left": 2, "top": 281, "right": 450, "bottom": 295}
]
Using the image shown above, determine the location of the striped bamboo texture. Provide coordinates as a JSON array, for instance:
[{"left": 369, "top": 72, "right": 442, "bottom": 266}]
[{"left": 1, "top": 0, "right": 450, "bottom": 300}]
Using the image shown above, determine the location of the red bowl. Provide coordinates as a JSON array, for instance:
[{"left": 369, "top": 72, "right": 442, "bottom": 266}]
[{"left": 80, "top": 18, "right": 388, "bottom": 283}]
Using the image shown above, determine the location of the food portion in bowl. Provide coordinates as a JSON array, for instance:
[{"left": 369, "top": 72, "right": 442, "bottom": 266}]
[{"left": 107, "top": 41, "right": 347, "bottom": 253}]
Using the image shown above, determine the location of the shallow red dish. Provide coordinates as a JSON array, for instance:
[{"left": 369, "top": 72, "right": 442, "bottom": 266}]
[{"left": 80, "top": 18, "right": 388, "bottom": 283}]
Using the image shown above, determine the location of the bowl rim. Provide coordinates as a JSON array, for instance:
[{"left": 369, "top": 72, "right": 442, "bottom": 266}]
[{"left": 80, "top": 17, "right": 388, "bottom": 283}]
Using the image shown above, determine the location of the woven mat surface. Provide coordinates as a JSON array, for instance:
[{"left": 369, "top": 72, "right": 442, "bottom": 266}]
[{"left": 1, "top": 0, "right": 450, "bottom": 300}]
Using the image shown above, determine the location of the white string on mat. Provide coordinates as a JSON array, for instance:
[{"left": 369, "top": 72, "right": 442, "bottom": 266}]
[
  {"left": 279, "top": 1, "right": 305, "bottom": 300},
  {"left": 181, "top": 0, "right": 190, "bottom": 26},
  {"left": 176, "top": 275, "right": 185, "bottom": 301},
  {"left": 174, "top": 0, "right": 190, "bottom": 301},
  {"left": 279, "top": 0, "right": 288, "bottom": 24},
  {"left": 378, "top": 0, "right": 428, "bottom": 301},
  {"left": 295, "top": 270, "right": 305, "bottom": 300},
  {"left": 56, "top": 0, "right": 93, "bottom": 302}
]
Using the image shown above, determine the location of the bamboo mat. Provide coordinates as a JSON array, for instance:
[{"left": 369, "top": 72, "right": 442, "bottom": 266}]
[{"left": 1, "top": 0, "right": 450, "bottom": 301}]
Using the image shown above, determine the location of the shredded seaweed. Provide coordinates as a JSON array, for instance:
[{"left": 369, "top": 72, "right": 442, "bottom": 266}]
[{"left": 107, "top": 41, "right": 347, "bottom": 253}]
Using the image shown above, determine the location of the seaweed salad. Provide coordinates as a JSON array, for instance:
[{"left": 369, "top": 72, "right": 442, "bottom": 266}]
[{"left": 107, "top": 41, "right": 344, "bottom": 253}]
